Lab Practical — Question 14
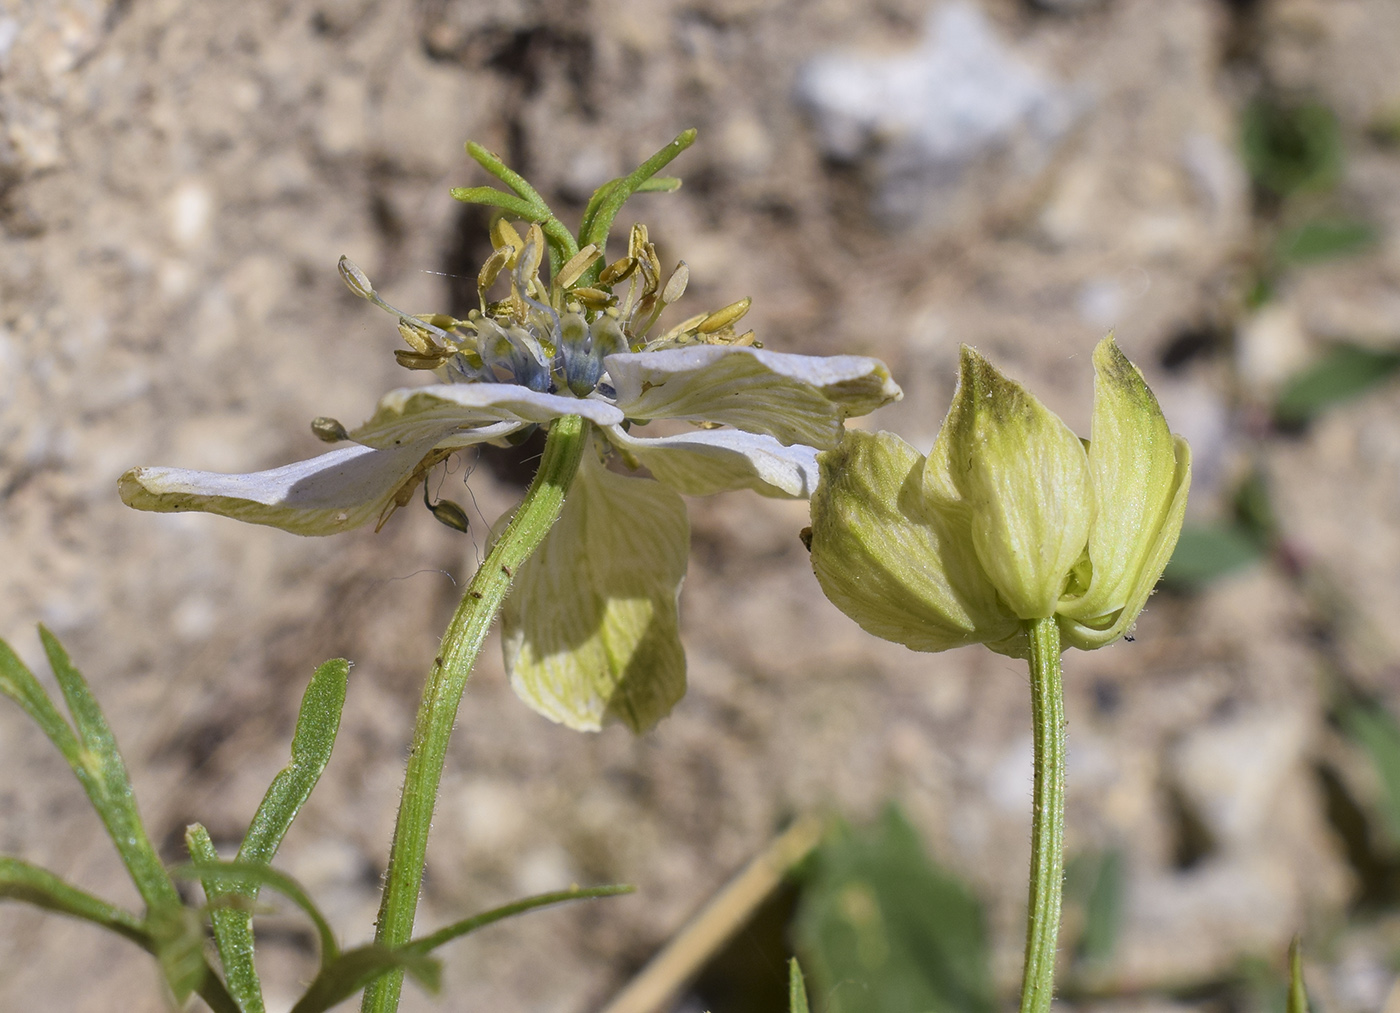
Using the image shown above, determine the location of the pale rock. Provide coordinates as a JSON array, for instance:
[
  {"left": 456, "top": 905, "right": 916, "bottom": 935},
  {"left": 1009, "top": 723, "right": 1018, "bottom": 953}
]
[
  {"left": 1168, "top": 707, "right": 1309, "bottom": 848},
  {"left": 796, "top": 1, "right": 1080, "bottom": 223},
  {"left": 1236, "top": 301, "right": 1311, "bottom": 397}
]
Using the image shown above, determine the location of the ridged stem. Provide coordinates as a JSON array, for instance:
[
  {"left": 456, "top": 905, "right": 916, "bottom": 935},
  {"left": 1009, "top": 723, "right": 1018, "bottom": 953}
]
[
  {"left": 1018, "top": 616, "right": 1066, "bottom": 1013},
  {"left": 361, "top": 415, "right": 587, "bottom": 1013}
]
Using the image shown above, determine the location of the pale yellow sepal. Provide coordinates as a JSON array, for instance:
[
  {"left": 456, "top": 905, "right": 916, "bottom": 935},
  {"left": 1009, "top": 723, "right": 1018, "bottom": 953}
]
[
  {"left": 809, "top": 430, "right": 1020, "bottom": 653},
  {"left": 503, "top": 453, "right": 689, "bottom": 732},
  {"left": 935, "top": 346, "right": 1094, "bottom": 620},
  {"left": 809, "top": 336, "right": 1191, "bottom": 657},
  {"left": 1057, "top": 337, "right": 1191, "bottom": 638},
  {"left": 1059, "top": 435, "right": 1190, "bottom": 649}
]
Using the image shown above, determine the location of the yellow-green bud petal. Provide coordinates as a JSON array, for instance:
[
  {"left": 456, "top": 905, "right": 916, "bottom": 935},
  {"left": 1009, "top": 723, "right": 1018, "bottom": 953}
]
[
  {"left": 810, "top": 430, "right": 1019, "bottom": 652},
  {"left": 1060, "top": 435, "right": 1190, "bottom": 650},
  {"left": 1057, "top": 335, "right": 1183, "bottom": 631},
  {"left": 939, "top": 346, "right": 1094, "bottom": 620}
]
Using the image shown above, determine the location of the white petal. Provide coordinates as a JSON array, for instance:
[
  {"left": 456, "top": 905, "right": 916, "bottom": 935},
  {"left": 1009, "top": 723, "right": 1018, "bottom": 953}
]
[
  {"left": 503, "top": 455, "right": 689, "bottom": 733},
  {"left": 352, "top": 383, "right": 623, "bottom": 449},
  {"left": 604, "top": 424, "right": 820, "bottom": 498},
  {"left": 118, "top": 442, "right": 435, "bottom": 536},
  {"left": 605, "top": 347, "right": 901, "bottom": 450}
]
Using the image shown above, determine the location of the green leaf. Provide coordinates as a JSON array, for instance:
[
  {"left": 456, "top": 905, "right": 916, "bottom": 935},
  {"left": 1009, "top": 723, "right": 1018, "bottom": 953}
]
[
  {"left": 448, "top": 185, "right": 545, "bottom": 222},
  {"left": 0, "top": 856, "right": 148, "bottom": 948},
  {"left": 188, "top": 823, "right": 264, "bottom": 1013},
  {"left": 458, "top": 142, "right": 581, "bottom": 271},
  {"left": 1161, "top": 525, "right": 1264, "bottom": 590},
  {"left": 793, "top": 806, "right": 994, "bottom": 1013},
  {"left": 1241, "top": 97, "right": 1344, "bottom": 197},
  {"left": 289, "top": 945, "right": 441, "bottom": 1013},
  {"left": 243, "top": 659, "right": 349, "bottom": 863},
  {"left": 503, "top": 453, "right": 690, "bottom": 732},
  {"left": 402, "top": 884, "right": 633, "bottom": 957},
  {"left": 287, "top": 885, "right": 629, "bottom": 1013},
  {"left": 636, "top": 176, "right": 682, "bottom": 194},
  {"left": 579, "top": 129, "right": 697, "bottom": 275},
  {"left": 0, "top": 856, "right": 242, "bottom": 1013},
  {"left": 1274, "top": 219, "right": 1378, "bottom": 265},
  {"left": 191, "top": 659, "right": 347, "bottom": 1013},
  {"left": 1340, "top": 701, "right": 1400, "bottom": 847},
  {"left": 1274, "top": 343, "right": 1400, "bottom": 426},
  {"left": 146, "top": 902, "right": 210, "bottom": 1004},
  {"left": 789, "top": 958, "right": 812, "bottom": 1013},
  {"left": 38, "top": 628, "right": 182, "bottom": 912},
  {"left": 0, "top": 635, "right": 84, "bottom": 774},
  {"left": 172, "top": 861, "right": 340, "bottom": 966},
  {"left": 1287, "top": 938, "right": 1310, "bottom": 1013},
  {"left": 464, "top": 142, "right": 552, "bottom": 212}
]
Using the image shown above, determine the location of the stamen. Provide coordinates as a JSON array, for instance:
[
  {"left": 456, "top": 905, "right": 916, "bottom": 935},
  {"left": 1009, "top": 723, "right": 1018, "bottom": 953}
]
[
  {"left": 554, "top": 244, "right": 601, "bottom": 292},
  {"left": 698, "top": 297, "right": 752, "bottom": 334}
]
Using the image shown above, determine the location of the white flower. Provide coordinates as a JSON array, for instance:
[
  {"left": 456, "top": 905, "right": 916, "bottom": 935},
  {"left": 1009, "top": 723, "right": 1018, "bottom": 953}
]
[{"left": 121, "top": 223, "right": 901, "bottom": 731}]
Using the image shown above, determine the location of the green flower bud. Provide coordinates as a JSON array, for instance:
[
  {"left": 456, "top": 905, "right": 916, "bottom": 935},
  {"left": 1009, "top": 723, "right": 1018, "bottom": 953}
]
[{"left": 809, "top": 336, "right": 1190, "bottom": 657}]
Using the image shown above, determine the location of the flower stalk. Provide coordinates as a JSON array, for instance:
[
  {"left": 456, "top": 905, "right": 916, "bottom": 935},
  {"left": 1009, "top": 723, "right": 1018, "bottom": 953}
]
[
  {"left": 1019, "top": 616, "right": 1065, "bottom": 1013},
  {"left": 361, "top": 413, "right": 587, "bottom": 1013}
]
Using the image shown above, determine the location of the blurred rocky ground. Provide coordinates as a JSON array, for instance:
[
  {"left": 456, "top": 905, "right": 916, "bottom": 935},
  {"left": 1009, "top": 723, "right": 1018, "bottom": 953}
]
[{"left": 1, "top": 0, "right": 1398, "bottom": 1009}]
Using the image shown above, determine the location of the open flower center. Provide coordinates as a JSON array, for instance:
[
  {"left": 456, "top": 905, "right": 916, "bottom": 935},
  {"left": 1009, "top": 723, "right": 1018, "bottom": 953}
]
[{"left": 340, "top": 221, "right": 758, "bottom": 401}]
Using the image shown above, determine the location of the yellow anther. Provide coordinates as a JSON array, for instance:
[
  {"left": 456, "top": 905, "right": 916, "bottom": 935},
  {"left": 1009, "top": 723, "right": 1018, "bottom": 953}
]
[
  {"left": 518, "top": 224, "right": 545, "bottom": 282},
  {"left": 396, "top": 321, "right": 432, "bottom": 354},
  {"left": 491, "top": 219, "right": 524, "bottom": 262},
  {"left": 661, "top": 262, "right": 689, "bottom": 304},
  {"left": 599, "top": 257, "right": 637, "bottom": 285},
  {"left": 573, "top": 287, "right": 618, "bottom": 309},
  {"left": 478, "top": 247, "right": 512, "bottom": 295},
  {"left": 394, "top": 349, "right": 454, "bottom": 370},
  {"left": 628, "top": 223, "right": 649, "bottom": 260},
  {"left": 555, "top": 244, "right": 601, "bottom": 291},
  {"left": 671, "top": 311, "right": 710, "bottom": 335},
  {"left": 338, "top": 256, "right": 374, "bottom": 300},
  {"left": 697, "top": 297, "right": 752, "bottom": 334}
]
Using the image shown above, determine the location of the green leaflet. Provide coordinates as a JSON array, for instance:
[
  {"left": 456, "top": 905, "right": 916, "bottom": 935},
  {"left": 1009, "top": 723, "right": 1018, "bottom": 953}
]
[{"left": 504, "top": 453, "right": 689, "bottom": 732}]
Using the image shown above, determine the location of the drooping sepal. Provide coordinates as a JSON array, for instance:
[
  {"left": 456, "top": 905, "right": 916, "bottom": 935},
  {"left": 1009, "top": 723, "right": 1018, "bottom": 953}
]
[
  {"left": 603, "top": 424, "right": 821, "bottom": 498},
  {"left": 118, "top": 442, "right": 440, "bottom": 536},
  {"left": 503, "top": 454, "right": 689, "bottom": 732}
]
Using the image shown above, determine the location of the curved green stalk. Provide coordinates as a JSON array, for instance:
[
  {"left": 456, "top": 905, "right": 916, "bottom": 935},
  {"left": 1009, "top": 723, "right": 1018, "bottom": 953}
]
[
  {"left": 1019, "top": 617, "right": 1066, "bottom": 1013},
  {"left": 361, "top": 414, "right": 589, "bottom": 1013}
]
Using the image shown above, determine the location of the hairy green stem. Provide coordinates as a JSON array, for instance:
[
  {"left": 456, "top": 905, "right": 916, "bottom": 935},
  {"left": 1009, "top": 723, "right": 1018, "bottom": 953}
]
[
  {"left": 361, "top": 415, "right": 588, "bottom": 1013},
  {"left": 1019, "top": 616, "right": 1065, "bottom": 1013}
]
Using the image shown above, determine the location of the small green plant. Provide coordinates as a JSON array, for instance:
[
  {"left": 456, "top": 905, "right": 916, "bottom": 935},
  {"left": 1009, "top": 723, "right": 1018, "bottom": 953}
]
[{"left": 0, "top": 632, "right": 627, "bottom": 1010}]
